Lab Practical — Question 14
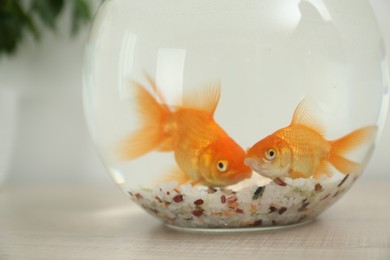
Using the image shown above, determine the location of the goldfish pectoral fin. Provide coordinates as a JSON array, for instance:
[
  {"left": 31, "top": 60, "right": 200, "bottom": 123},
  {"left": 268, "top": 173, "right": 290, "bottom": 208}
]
[
  {"left": 289, "top": 171, "right": 306, "bottom": 179},
  {"left": 328, "top": 155, "right": 361, "bottom": 175},
  {"left": 190, "top": 178, "right": 205, "bottom": 187},
  {"left": 159, "top": 167, "right": 191, "bottom": 186},
  {"left": 291, "top": 98, "right": 326, "bottom": 135},
  {"left": 183, "top": 81, "right": 221, "bottom": 115},
  {"left": 313, "top": 160, "right": 333, "bottom": 179}
]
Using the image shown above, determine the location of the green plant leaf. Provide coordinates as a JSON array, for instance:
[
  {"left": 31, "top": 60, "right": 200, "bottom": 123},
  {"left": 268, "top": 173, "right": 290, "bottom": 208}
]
[
  {"left": 0, "top": 0, "right": 39, "bottom": 56},
  {"left": 71, "top": 0, "right": 91, "bottom": 36},
  {"left": 0, "top": 0, "right": 94, "bottom": 56},
  {"left": 31, "top": 0, "right": 64, "bottom": 30}
]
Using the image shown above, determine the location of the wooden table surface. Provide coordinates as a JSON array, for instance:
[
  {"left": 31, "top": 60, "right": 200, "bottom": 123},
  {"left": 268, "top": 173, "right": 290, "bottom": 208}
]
[{"left": 0, "top": 180, "right": 389, "bottom": 260}]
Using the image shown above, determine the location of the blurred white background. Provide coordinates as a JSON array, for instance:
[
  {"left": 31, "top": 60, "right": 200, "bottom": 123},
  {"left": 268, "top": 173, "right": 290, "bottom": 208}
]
[{"left": 0, "top": 0, "right": 389, "bottom": 185}]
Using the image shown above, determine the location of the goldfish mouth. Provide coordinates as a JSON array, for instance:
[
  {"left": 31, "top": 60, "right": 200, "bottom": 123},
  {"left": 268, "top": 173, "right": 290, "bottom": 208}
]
[
  {"left": 244, "top": 157, "right": 272, "bottom": 179},
  {"left": 244, "top": 158, "right": 262, "bottom": 172}
]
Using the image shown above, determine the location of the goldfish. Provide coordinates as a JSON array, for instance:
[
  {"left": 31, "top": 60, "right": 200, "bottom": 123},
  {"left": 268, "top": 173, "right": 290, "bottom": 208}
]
[
  {"left": 119, "top": 75, "right": 252, "bottom": 187},
  {"left": 245, "top": 99, "right": 377, "bottom": 179}
]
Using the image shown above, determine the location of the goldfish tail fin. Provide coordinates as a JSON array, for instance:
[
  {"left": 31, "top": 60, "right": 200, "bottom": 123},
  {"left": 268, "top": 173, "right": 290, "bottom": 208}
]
[
  {"left": 328, "top": 126, "right": 377, "bottom": 175},
  {"left": 328, "top": 155, "right": 361, "bottom": 175},
  {"left": 143, "top": 72, "right": 168, "bottom": 105},
  {"left": 118, "top": 80, "right": 171, "bottom": 161}
]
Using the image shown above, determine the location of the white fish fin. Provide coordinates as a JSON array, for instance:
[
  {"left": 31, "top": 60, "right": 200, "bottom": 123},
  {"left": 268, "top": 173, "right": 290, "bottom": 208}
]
[
  {"left": 183, "top": 81, "right": 221, "bottom": 115},
  {"left": 291, "top": 98, "right": 326, "bottom": 136}
]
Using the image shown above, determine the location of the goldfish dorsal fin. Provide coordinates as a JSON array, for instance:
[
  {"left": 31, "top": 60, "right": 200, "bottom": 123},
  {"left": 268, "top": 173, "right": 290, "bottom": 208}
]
[
  {"left": 291, "top": 98, "right": 326, "bottom": 135},
  {"left": 183, "top": 81, "right": 221, "bottom": 115}
]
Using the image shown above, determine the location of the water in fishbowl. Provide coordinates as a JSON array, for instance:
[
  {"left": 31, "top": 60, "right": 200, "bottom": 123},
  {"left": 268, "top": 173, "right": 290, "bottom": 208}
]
[{"left": 83, "top": 0, "right": 388, "bottom": 230}]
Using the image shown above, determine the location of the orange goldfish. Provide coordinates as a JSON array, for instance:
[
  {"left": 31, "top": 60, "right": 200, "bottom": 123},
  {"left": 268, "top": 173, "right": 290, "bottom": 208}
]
[
  {"left": 119, "top": 75, "right": 252, "bottom": 187},
  {"left": 245, "top": 99, "right": 377, "bottom": 179}
]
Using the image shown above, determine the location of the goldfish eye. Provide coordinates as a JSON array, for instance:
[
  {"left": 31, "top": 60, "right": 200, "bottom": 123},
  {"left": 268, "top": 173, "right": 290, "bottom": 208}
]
[
  {"left": 265, "top": 149, "right": 276, "bottom": 161},
  {"left": 217, "top": 160, "right": 228, "bottom": 172}
]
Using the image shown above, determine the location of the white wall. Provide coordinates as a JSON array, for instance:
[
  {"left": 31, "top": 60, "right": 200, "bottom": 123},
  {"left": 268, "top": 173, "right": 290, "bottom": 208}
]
[
  {"left": 0, "top": 0, "right": 389, "bottom": 184},
  {"left": 0, "top": 5, "right": 109, "bottom": 184}
]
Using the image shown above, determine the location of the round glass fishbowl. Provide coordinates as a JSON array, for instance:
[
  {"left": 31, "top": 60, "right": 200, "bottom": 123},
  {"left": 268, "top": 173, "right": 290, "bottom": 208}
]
[{"left": 83, "top": 0, "right": 388, "bottom": 231}]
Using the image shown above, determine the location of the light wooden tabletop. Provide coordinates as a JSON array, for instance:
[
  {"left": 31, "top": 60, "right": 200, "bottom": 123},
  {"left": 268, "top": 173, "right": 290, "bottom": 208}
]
[{"left": 0, "top": 180, "right": 389, "bottom": 260}]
